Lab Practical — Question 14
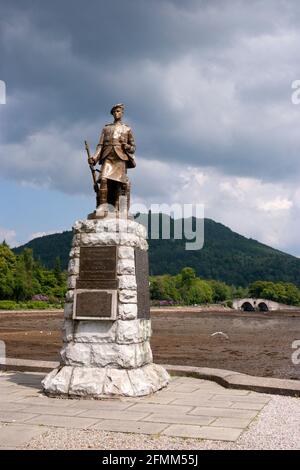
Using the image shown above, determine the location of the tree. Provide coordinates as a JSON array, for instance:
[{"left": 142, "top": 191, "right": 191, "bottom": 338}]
[
  {"left": 186, "top": 279, "right": 213, "bottom": 305},
  {"left": 209, "top": 280, "right": 231, "bottom": 302},
  {"left": 180, "top": 267, "right": 196, "bottom": 287},
  {"left": 54, "top": 257, "right": 63, "bottom": 284},
  {"left": 0, "top": 242, "right": 16, "bottom": 299}
]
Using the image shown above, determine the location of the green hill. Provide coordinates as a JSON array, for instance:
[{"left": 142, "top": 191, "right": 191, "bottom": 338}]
[{"left": 13, "top": 215, "right": 300, "bottom": 287}]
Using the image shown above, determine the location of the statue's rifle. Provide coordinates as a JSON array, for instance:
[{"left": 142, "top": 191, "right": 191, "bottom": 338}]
[{"left": 84, "top": 140, "right": 99, "bottom": 193}]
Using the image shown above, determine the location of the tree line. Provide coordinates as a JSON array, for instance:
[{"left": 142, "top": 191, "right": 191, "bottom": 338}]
[
  {"left": 0, "top": 242, "right": 66, "bottom": 309},
  {"left": 1, "top": 242, "right": 300, "bottom": 308},
  {"left": 150, "top": 267, "right": 300, "bottom": 306}
]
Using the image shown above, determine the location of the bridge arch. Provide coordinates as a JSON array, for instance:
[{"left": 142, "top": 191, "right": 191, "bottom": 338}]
[
  {"left": 258, "top": 302, "right": 269, "bottom": 312},
  {"left": 241, "top": 301, "right": 255, "bottom": 311}
]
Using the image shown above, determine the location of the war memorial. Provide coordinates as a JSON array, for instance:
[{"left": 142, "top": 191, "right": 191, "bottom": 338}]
[{"left": 42, "top": 104, "right": 169, "bottom": 397}]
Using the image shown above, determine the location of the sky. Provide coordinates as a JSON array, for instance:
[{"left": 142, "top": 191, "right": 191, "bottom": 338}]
[{"left": 1, "top": 0, "right": 300, "bottom": 256}]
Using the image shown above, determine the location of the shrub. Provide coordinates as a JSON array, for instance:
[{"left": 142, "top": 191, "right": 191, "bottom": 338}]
[
  {"left": 31, "top": 294, "right": 49, "bottom": 302},
  {"left": 0, "top": 300, "right": 18, "bottom": 310},
  {"left": 24, "top": 301, "right": 49, "bottom": 309}
]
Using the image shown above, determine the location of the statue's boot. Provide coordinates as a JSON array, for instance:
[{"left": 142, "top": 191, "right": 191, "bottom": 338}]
[{"left": 95, "top": 180, "right": 108, "bottom": 218}]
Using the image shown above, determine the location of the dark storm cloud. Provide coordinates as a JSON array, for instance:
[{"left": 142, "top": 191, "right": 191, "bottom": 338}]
[{"left": 1, "top": 0, "right": 300, "bottom": 189}]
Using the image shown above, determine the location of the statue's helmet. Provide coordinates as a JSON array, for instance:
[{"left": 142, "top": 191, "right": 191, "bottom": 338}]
[{"left": 110, "top": 103, "right": 125, "bottom": 115}]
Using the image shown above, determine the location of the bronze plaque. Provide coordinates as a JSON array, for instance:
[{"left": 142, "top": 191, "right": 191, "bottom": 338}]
[
  {"left": 135, "top": 248, "right": 150, "bottom": 319},
  {"left": 77, "top": 246, "right": 117, "bottom": 289},
  {"left": 75, "top": 290, "right": 115, "bottom": 319}
]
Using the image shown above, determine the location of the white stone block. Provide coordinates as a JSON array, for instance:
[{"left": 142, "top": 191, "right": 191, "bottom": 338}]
[
  {"left": 139, "top": 238, "right": 149, "bottom": 251},
  {"left": 136, "top": 224, "right": 147, "bottom": 238},
  {"left": 127, "top": 366, "right": 155, "bottom": 396},
  {"left": 80, "top": 232, "right": 120, "bottom": 246},
  {"left": 68, "top": 258, "right": 79, "bottom": 275},
  {"left": 67, "top": 275, "right": 77, "bottom": 289},
  {"left": 64, "top": 302, "right": 73, "bottom": 319},
  {"left": 69, "top": 247, "right": 80, "bottom": 259},
  {"left": 103, "top": 368, "right": 134, "bottom": 396},
  {"left": 62, "top": 342, "right": 91, "bottom": 366},
  {"left": 119, "top": 233, "right": 140, "bottom": 247},
  {"left": 118, "top": 246, "right": 135, "bottom": 259},
  {"left": 65, "top": 290, "right": 74, "bottom": 302},
  {"left": 91, "top": 343, "right": 119, "bottom": 367},
  {"left": 74, "top": 320, "right": 117, "bottom": 343},
  {"left": 73, "top": 220, "right": 84, "bottom": 232},
  {"left": 118, "top": 303, "right": 137, "bottom": 319},
  {"left": 136, "top": 341, "right": 153, "bottom": 366},
  {"left": 128, "top": 363, "right": 169, "bottom": 396},
  {"left": 42, "top": 366, "right": 73, "bottom": 395},
  {"left": 117, "top": 259, "right": 135, "bottom": 275},
  {"left": 118, "top": 275, "right": 137, "bottom": 290},
  {"left": 116, "top": 319, "right": 144, "bottom": 344},
  {"left": 72, "top": 234, "right": 81, "bottom": 247},
  {"left": 62, "top": 320, "right": 74, "bottom": 342},
  {"left": 140, "top": 319, "right": 152, "bottom": 340},
  {"left": 118, "top": 290, "right": 137, "bottom": 304},
  {"left": 91, "top": 342, "right": 151, "bottom": 368},
  {"left": 69, "top": 367, "right": 106, "bottom": 396},
  {"left": 150, "top": 363, "right": 170, "bottom": 384}
]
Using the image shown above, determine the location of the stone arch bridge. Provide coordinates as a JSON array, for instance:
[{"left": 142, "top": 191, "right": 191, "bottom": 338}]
[{"left": 232, "top": 298, "right": 284, "bottom": 312}]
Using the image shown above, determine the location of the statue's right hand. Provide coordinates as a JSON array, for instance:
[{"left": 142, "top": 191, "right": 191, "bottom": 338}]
[{"left": 88, "top": 157, "right": 95, "bottom": 165}]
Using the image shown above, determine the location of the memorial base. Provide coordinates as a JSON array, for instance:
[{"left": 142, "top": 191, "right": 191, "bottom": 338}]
[
  {"left": 43, "top": 363, "right": 169, "bottom": 398},
  {"left": 42, "top": 217, "right": 169, "bottom": 398}
]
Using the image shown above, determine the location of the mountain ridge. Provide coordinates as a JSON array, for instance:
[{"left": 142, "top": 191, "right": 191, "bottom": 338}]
[{"left": 12, "top": 216, "right": 300, "bottom": 287}]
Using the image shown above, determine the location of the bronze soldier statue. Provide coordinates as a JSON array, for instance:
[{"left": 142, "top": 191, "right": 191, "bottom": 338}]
[{"left": 87, "top": 104, "right": 136, "bottom": 217}]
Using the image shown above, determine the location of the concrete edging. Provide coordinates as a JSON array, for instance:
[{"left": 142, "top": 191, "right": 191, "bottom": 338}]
[
  {"left": 164, "top": 364, "right": 300, "bottom": 397},
  {"left": 0, "top": 359, "right": 299, "bottom": 396}
]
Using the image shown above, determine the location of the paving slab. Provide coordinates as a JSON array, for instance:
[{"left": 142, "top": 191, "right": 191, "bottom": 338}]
[
  {"left": 211, "top": 417, "right": 253, "bottom": 428},
  {"left": 230, "top": 402, "right": 266, "bottom": 411},
  {"left": 162, "top": 424, "right": 205, "bottom": 439},
  {"left": 0, "top": 424, "right": 47, "bottom": 449},
  {"left": 92, "top": 419, "right": 168, "bottom": 435},
  {"left": 21, "top": 405, "right": 88, "bottom": 417},
  {"left": 195, "top": 383, "right": 250, "bottom": 395},
  {"left": 172, "top": 397, "right": 234, "bottom": 408},
  {"left": 197, "top": 426, "right": 244, "bottom": 441},
  {"left": 0, "top": 403, "right": 29, "bottom": 412},
  {"left": 24, "top": 414, "right": 99, "bottom": 429},
  {"left": 162, "top": 423, "right": 243, "bottom": 441},
  {"left": 77, "top": 409, "right": 150, "bottom": 421},
  {"left": 142, "top": 413, "right": 214, "bottom": 426},
  {"left": 11, "top": 396, "right": 75, "bottom": 407},
  {"left": 68, "top": 399, "right": 133, "bottom": 411},
  {"left": 0, "top": 411, "right": 39, "bottom": 424},
  {"left": 189, "top": 406, "right": 258, "bottom": 419},
  {"left": 159, "top": 390, "right": 215, "bottom": 400},
  {"left": 132, "top": 394, "right": 176, "bottom": 404},
  {"left": 213, "top": 393, "right": 271, "bottom": 404},
  {"left": 126, "top": 403, "right": 194, "bottom": 414}
]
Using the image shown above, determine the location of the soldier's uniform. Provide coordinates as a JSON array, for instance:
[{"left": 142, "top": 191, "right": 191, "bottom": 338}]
[{"left": 93, "top": 104, "right": 136, "bottom": 209}]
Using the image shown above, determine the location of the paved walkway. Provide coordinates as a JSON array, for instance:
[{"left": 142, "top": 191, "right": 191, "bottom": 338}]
[{"left": 0, "top": 370, "right": 274, "bottom": 449}]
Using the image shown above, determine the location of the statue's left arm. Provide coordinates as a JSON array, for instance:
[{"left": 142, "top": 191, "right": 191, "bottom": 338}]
[{"left": 124, "top": 128, "right": 136, "bottom": 155}]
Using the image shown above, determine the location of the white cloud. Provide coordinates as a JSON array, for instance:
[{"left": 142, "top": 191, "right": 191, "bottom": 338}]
[
  {"left": 28, "top": 231, "right": 58, "bottom": 241},
  {"left": 133, "top": 161, "right": 298, "bottom": 254},
  {"left": 257, "top": 197, "right": 293, "bottom": 212},
  {"left": 0, "top": 227, "right": 17, "bottom": 246}
]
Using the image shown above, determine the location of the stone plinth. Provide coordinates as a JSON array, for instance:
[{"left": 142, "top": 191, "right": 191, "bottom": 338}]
[{"left": 42, "top": 217, "right": 169, "bottom": 397}]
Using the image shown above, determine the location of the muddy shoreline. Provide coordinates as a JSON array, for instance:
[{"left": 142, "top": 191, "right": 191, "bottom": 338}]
[{"left": 0, "top": 308, "right": 299, "bottom": 380}]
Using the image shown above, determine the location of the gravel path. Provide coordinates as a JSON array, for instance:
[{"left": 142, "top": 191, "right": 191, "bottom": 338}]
[{"left": 23, "top": 394, "right": 300, "bottom": 450}]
